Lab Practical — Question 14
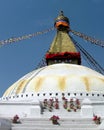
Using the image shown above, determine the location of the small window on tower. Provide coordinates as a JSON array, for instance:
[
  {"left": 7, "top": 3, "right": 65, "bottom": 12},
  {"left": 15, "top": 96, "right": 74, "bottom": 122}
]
[
  {"left": 86, "top": 93, "right": 89, "bottom": 96},
  {"left": 37, "top": 93, "right": 40, "bottom": 96},
  {"left": 65, "top": 60, "right": 68, "bottom": 63},
  {"left": 97, "top": 94, "right": 99, "bottom": 96},
  {"left": 49, "top": 93, "right": 52, "bottom": 96},
  {"left": 54, "top": 60, "right": 57, "bottom": 63},
  {"left": 43, "top": 93, "right": 45, "bottom": 96},
  {"left": 80, "top": 93, "right": 82, "bottom": 96},
  {"left": 69, "top": 60, "right": 72, "bottom": 63},
  {"left": 74, "top": 93, "right": 76, "bottom": 96},
  {"left": 59, "top": 60, "right": 61, "bottom": 63},
  {"left": 68, "top": 93, "right": 70, "bottom": 96}
]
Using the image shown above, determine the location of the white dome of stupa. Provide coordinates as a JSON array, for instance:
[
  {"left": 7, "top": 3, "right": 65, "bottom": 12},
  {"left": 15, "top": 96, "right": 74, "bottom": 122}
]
[{"left": 3, "top": 63, "right": 104, "bottom": 98}]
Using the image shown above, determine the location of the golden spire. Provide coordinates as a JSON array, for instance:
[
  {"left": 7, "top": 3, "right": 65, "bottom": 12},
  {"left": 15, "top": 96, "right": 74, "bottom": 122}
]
[{"left": 46, "top": 11, "right": 81, "bottom": 65}]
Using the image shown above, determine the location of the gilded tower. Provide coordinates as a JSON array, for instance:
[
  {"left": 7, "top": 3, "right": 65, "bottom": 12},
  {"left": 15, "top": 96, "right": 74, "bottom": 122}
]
[{"left": 46, "top": 11, "right": 81, "bottom": 65}]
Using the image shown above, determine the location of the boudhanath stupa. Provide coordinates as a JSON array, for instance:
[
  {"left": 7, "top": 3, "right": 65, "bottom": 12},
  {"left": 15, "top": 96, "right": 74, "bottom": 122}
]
[{"left": 0, "top": 11, "right": 104, "bottom": 130}]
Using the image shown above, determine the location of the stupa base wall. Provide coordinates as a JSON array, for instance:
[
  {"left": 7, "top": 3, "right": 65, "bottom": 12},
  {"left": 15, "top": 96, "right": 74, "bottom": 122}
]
[
  {"left": 0, "top": 101, "right": 41, "bottom": 118},
  {"left": 81, "top": 99, "right": 104, "bottom": 117}
]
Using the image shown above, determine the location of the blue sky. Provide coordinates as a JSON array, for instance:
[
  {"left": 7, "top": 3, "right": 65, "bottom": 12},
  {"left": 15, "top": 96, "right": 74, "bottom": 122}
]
[{"left": 0, "top": 0, "right": 104, "bottom": 97}]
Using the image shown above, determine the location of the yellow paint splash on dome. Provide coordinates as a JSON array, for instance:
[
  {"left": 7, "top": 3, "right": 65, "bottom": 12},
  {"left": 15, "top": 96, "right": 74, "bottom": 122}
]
[
  {"left": 82, "top": 77, "right": 90, "bottom": 92},
  {"left": 3, "top": 84, "right": 15, "bottom": 97},
  {"left": 58, "top": 76, "right": 66, "bottom": 91},
  {"left": 99, "top": 77, "right": 104, "bottom": 83},
  {"left": 35, "top": 77, "right": 44, "bottom": 92},
  {"left": 16, "top": 80, "right": 29, "bottom": 94}
]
